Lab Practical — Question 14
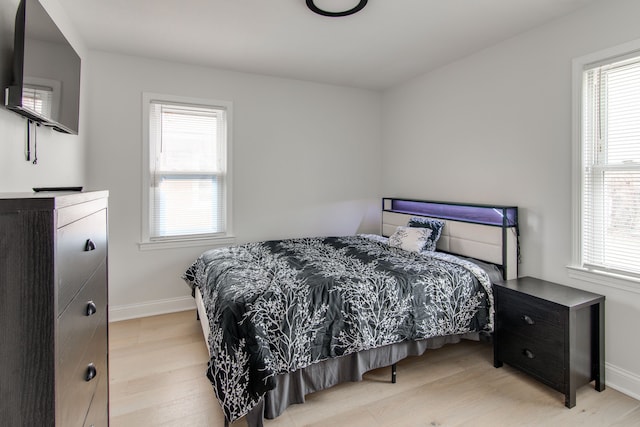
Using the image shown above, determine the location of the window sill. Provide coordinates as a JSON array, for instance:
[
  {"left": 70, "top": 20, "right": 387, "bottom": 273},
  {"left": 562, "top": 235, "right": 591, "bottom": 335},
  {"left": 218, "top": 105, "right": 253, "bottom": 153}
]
[
  {"left": 138, "top": 235, "right": 236, "bottom": 251},
  {"left": 566, "top": 265, "right": 640, "bottom": 295}
]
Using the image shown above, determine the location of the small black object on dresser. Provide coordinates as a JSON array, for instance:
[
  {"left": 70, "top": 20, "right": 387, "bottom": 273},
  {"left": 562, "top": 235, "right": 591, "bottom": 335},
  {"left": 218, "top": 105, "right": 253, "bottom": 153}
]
[
  {"left": 0, "top": 191, "right": 109, "bottom": 426},
  {"left": 493, "top": 276, "right": 605, "bottom": 408}
]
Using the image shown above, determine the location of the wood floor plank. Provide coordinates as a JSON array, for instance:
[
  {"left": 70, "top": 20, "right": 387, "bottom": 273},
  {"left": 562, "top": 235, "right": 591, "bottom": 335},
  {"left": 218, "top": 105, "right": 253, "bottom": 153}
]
[{"left": 109, "top": 310, "right": 640, "bottom": 427}]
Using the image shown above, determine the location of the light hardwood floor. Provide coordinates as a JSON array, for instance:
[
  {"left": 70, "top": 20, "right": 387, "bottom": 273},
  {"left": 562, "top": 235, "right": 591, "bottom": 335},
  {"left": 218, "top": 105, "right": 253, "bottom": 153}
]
[{"left": 109, "top": 310, "right": 640, "bottom": 426}]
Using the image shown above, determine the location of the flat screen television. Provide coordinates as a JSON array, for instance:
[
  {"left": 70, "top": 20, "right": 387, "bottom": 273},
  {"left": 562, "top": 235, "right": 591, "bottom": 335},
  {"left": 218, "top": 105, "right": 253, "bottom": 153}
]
[{"left": 4, "top": 0, "right": 81, "bottom": 134}]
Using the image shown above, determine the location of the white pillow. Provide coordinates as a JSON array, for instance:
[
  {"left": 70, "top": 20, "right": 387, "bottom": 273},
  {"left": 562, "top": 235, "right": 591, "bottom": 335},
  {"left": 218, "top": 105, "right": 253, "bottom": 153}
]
[{"left": 389, "top": 226, "right": 432, "bottom": 253}]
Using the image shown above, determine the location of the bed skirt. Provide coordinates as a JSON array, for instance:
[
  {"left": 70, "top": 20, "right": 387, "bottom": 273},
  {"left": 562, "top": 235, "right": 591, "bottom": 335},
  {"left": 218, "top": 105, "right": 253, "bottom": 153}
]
[{"left": 243, "top": 333, "right": 477, "bottom": 426}]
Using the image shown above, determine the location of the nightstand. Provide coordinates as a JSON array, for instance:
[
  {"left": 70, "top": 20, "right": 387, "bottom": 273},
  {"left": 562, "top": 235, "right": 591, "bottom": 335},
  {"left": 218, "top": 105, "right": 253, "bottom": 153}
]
[{"left": 493, "top": 276, "right": 605, "bottom": 408}]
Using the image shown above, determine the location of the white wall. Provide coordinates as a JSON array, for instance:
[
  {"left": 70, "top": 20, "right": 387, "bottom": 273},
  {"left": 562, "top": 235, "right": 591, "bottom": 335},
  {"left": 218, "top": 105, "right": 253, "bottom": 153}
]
[
  {"left": 84, "top": 51, "right": 382, "bottom": 320},
  {"left": 0, "top": 0, "right": 87, "bottom": 192},
  {"left": 382, "top": 0, "right": 640, "bottom": 400}
]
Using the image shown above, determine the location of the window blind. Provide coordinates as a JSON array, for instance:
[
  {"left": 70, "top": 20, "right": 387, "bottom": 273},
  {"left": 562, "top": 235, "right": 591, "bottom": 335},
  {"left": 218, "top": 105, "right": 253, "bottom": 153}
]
[
  {"left": 582, "top": 55, "right": 640, "bottom": 278},
  {"left": 148, "top": 101, "right": 226, "bottom": 239},
  {"left": 22, "top": 84, "right": 53, "bottom": 117}
]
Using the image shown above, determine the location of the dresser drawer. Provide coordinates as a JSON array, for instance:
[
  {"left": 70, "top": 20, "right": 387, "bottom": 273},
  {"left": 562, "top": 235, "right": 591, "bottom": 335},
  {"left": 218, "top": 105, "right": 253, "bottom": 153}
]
[
  {"left": 57, "top": 314, "right": 108, "bottom": 427},
  {"left": 57, "top": 261, "right": 107, "bottom": 383},
  {"left": 57, "top": 208, "right": 107, "bottom": 314},
  {"left": 83, "top": 372, "right": 109, "bottom": 427}
]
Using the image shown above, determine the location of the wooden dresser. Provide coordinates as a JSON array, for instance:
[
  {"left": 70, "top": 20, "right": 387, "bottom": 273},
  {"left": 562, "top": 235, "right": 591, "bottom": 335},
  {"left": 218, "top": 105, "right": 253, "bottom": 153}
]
[
  {"left": 493, "top": 276, "right": 605, "bottom": 408},
  {"left": 0, "top": 191, "right": 109, "bottom": 426}
]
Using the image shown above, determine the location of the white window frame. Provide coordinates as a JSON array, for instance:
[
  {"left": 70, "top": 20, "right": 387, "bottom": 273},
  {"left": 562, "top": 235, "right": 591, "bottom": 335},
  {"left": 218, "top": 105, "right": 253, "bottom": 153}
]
[
  {"left": 569, "top": 39, "right": 640, "bottom": 294},
  {"left": 139, "top": 92, "right": 234, "bottom": 250},
  {"left": 22, "top": 76, "right": 61, "bottom": 120}
]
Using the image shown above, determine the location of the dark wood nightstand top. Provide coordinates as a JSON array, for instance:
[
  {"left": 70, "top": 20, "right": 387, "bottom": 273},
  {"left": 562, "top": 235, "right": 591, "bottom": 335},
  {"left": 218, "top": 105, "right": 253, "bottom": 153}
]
[{"left": 494, "top": 276, "right": 604, "bottom": 311}]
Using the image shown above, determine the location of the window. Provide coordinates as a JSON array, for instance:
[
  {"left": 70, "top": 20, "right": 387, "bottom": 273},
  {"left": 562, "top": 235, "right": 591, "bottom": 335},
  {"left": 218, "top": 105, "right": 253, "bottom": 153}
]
[
  {"left": 141, "top": 93, "right": 233, "bottom": 249},
  {"left": 21, "top": 77, "right": 61, "bottom": 121},
  {"left": 22, "top": 84, "right": 53, "bottom": 117},
  {"left": 572, "top": 43, "right": 640, "bottom": 286}
]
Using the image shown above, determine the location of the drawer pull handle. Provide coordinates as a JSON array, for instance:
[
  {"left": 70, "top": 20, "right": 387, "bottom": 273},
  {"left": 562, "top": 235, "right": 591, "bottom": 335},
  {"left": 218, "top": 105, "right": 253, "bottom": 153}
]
[
  {"left": 521, "top": 315, "right": 535, "bottom": 325},
  {"left": 85, "top": 239, "right": 97, "bottom": 251},
  {"left": 523, "top": 349, "right": 535, "bottom": 359},
  {"left": 86, "top": 301, "right": 97, "bottom": 316},
  {"left": 85, "top": 363, "right": 97, "bottom": 382}
]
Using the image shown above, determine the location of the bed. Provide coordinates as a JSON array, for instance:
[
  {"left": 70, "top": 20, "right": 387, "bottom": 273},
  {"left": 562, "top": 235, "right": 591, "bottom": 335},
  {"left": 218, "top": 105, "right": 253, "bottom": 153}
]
[{"left": 182, "top": 198, "right": 519, "bottom": 426}]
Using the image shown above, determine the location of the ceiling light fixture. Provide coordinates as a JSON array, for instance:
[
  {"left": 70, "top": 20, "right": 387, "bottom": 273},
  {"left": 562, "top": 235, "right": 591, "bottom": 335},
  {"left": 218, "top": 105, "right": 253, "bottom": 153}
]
[{"left": 306, "top": 0, "right": 368, "bottom": 17}]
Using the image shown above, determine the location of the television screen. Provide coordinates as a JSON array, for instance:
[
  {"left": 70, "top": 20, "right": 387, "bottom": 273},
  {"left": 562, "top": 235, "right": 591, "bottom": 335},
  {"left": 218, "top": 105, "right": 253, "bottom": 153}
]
[{"left": 4, "top": 0, "right": 81, "bottom": 134}]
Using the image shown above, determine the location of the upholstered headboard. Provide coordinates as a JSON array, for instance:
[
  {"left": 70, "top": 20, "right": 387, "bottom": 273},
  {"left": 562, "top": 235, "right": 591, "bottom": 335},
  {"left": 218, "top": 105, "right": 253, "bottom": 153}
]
[{"left": 382, "top": 198, "right": 519, "bottom": 280}]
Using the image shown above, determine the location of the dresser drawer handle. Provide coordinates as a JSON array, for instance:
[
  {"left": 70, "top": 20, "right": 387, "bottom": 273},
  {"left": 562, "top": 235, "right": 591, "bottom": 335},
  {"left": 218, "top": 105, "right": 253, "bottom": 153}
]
[
  {"left": 85, "top": 239, "right": 97, "bottom": 251},
  {"left": 86, "top": 301, "right": 97, "bottom": 316},
  {"left": 85, "top": 363, "right": 97, "bottom": 382},
  {"left": 522, "top": 349, "right": 535, "bottom": 359},
  {"left": 521, "top": 315, "right": 535, "bottom": 325}
]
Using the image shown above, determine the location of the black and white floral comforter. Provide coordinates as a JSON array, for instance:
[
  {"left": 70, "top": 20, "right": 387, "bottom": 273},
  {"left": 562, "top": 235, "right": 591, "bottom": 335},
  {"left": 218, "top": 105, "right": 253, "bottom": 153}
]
[{"left": 183, "top": 235, "right": 494, "bottom": 423}]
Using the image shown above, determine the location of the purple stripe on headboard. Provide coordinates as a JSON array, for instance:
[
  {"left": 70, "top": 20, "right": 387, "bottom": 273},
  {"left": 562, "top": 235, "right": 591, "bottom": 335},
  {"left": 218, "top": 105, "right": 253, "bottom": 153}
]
[{"left": 385, "top": 199, "right": 517, "bottom": 227}]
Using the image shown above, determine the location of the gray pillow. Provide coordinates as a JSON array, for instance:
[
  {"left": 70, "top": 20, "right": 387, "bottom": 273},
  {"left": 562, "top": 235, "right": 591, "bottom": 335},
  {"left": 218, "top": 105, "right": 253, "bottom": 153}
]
[{"left": 407, "top": 216, "right": 445, "bottom": 252}]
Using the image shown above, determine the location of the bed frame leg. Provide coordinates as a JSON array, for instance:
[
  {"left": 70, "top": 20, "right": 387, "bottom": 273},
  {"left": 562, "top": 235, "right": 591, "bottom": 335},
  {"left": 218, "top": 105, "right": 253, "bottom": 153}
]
[
  {"left": 196, "top": 309, "right": 200, "bottom": 321},
  {"left": 391, "top": 363, "right": 397, "bottom": 384},
  {"left": 224, "top": 418, "right": 229, "bottom": 427}
]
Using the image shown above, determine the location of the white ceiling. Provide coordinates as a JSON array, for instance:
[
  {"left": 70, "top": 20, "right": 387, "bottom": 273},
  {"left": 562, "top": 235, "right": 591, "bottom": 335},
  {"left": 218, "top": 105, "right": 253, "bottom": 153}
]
[{"left": 56, "top": 0, "right": 600, "bottom": 90}]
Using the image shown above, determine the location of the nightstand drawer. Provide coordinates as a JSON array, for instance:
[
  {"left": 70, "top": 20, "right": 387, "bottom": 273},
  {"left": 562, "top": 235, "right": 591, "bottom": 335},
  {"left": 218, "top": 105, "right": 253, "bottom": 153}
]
[
  {"left": 497, "top": 287, "right": 562, "bottom": 326},
  {"left": 498, "top": 330, "right": 565, "bottom": 390}
]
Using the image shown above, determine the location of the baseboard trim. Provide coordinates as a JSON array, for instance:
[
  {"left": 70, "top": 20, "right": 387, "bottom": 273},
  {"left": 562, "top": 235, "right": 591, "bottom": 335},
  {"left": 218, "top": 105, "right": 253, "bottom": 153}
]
[
  {"left": 606, "top": 362, "right": 640, "bottom": 401},
  {"left": 109, "top": 295, "right": 195, "bottom": 322}
]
